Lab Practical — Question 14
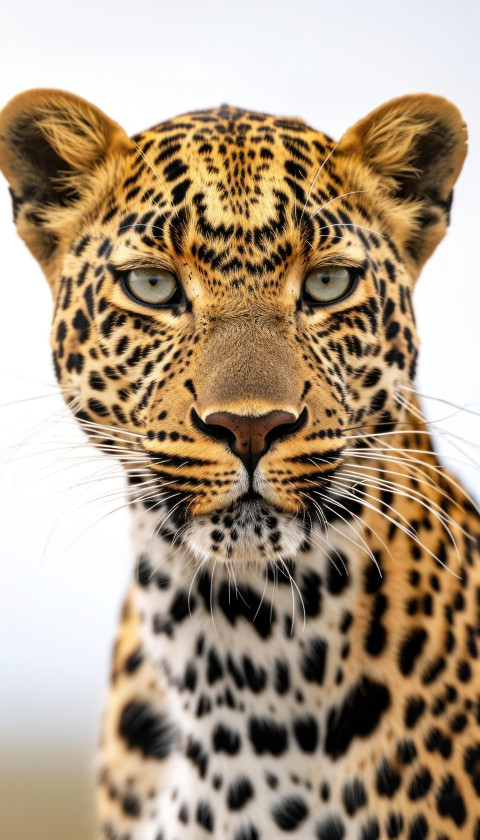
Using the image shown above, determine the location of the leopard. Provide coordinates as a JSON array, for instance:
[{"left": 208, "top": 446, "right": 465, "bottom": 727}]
[{"left": 1, "top": 87, "right": 479, "bottom": 840}]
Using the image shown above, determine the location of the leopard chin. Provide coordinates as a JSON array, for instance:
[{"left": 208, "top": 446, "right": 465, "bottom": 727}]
[{"left": 178, "top": 498, "right": 309, "bottom": 567}]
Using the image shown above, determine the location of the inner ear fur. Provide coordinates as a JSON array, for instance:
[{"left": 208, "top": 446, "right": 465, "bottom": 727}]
[
  {"left": 338, "top": 94, "right": 468, "bottom": 266},
  {"left": 0, "top": 88, "right": 130, "bottom": 272}
]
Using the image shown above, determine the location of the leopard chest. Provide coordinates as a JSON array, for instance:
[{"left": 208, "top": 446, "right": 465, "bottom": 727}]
[{"left": 129, "top": 532, "right": 395, "bottom": 839}]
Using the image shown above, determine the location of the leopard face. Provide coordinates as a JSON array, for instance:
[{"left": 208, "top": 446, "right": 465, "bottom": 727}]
[{"left": 0, "top": 91, "right": 467, "bottom": 567}]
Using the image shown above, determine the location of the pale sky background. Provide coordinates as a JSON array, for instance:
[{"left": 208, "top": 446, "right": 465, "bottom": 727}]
[{"left": 0, "top": 1, "right": 479, "bottom": 837}]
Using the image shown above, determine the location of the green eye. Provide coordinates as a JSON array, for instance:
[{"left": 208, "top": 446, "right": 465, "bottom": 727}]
[
  {"left": 303, "top": 267, "right": 356, "bottom": 305},
  {"left": 123, "top": 267, "right": 179, "bottom": 306}
]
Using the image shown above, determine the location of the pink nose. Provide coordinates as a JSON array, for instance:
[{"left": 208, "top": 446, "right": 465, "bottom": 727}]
[{"left": 203, "top": 410, "right": 298, "bottom": 469}]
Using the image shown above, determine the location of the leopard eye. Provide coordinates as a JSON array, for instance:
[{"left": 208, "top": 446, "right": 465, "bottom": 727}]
[
  {"left": 123, "top": 267, "right": 179, "bottom": 306},
  {"left": 303, "top": 267, "right": 356, "bottom": 305}
]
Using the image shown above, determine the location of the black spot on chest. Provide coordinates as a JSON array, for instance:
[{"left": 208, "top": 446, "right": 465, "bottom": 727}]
[
  {"left": 324, "top": 676, "right": 390, "bottom": 759},
  {"left": 217, "top": 581, "right": 275, "bottom": 638},
  {"left": 272, "top": 794, "right": 309, "bottom": 830},
  {"left": 118, "top": 701, "right": 175, "bottom": 759},
  {"left": 226, "top": 775, "right": 254, "bottom": 810},
  {"left": 300, "top": 637, "right": 327, "bottom": 684},
  {"left": 248, "top": 716, "right": 288, "bottom": 755}
]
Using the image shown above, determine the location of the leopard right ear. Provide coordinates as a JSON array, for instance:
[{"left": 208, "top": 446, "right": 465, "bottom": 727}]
[{"left": 0, "top": 89, "right": 130, "bottom": 278}]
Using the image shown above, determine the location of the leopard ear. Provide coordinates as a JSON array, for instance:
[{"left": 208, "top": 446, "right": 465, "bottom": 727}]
[
  {"left": 0, "top": 88, "right": 129, "bottom": 273},
  {"left": 338, "top": 94, "right": 468, "bottom": 266}
]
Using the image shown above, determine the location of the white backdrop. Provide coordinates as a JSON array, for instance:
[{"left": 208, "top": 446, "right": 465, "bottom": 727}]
[{"left": 0, "top": 0, "right": 479, "bottom": 835}]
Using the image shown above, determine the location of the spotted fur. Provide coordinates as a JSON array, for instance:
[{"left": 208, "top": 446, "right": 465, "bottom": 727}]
[{"left": 1, "top": 89, "right": 479, "bottom": 839}]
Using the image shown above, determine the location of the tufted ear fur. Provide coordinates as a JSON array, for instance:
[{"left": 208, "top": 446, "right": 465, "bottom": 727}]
[
  {"left": 0, "top": 89, "right": 130, "bottom": 278},
  {"left": 338, "top": 94, "right": 468, "bottom": 267}
]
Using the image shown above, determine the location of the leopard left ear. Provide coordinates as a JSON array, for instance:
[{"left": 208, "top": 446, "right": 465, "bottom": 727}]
[
  {"left": 0, "top": 88, "right": 130, "bottom": 278},
  {"left": 338, "top": 94, "right": 468, "bottom": 266}
]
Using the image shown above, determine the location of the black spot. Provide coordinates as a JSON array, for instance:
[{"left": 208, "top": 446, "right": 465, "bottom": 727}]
[
  {"left": 364, "top": 367, "right": 382, "bottom": 387},
  {"left": 364, "top": 594, "right": 387, "bottom": 655},
  {"left": 242, "top": 655, "right": 267, "bottom": 693},
  {"left": 207, "top": 648, "right": 223, "bottom": 684},
  {"left": 212, "top": 723, "right": 241, "bottom": 754},
  {"left": 407, "top": 815, "right": 428, "bottom": 840},
  {"left": 326, "top": 553, "right": 349, "bottom": 594},
  {"left": 118, "top": 701, "right": 175, "bottom": 759},
  {"left": 274, "top": 659, "right": 290, "bottom": 694},
  {"left": 136, "top": 555, "right": 154, "bottom": 586},
  {"left": 226, "top": 776, "right": 254, "bottom": 810},
  {"left": 72, "top": 308, "right": 90, "bottom": 342},
  {"left": 185, "top": 736, "right": 208, "bottom": 778},
  {"left": 152, "top": 614, "right": 173, "bottom": 637},
  {"left": 437, "top": 774, "right": 467, "bottom": 827},
  {"left": 325, "top": 676, "right": 390, "bottom": 759},
  {"left": 122, "top": 791, "right": 141, "bottom": 817},
  {"left": 178, "top": 803, "right": 189, "bottom": 823},
  {"left": 399, "top": 628, "right": 427, "bottom": 675},
  {"left": 170, "top": 590, "right": 194, "bottom": 622},
  {"left": 226, "top": 653, "right": 245, "bottom": 689},
  {"left": 125, "top": 647, "right": 144, "bottom": 674},
  {"left": 66, "top": 352, "right": 84, "bottom": 373},
  {"left": 315, "top": 815, "right": 345, "bottom": 840},
  {"left": 87, "top": 398, "right": 109, "bottom": 417},
  {"left": 272, "top": 795, "right": 308, "bottom": 831},
  {"left": 234, "top": 825, "right": 259, "bottom": 840},
  {"left": 360, "top": 819, "right": 380, "bottom": 840},
  {"left": 156, "top": 571, "right": 170, "bottom": 589},
  {"left": 320, "top": 781, "right": 330, "bottom": 801},
  {"left": 249, "top": 717, "right": 288, "bottom": 755},
  {"left": 292, "top": 715, "right": 318, "bottom": 753},
  {"left": 407, "top": 767, "right": 432, "bottom": 800},
  {"left": 422, "top": 655, "right": 446, "bottom": 684},
  {"left": 301, "top": 637, "right": 327, "bottom": 684},
  {"left": 196, "top": 694, "right": 212, "bottom": 718},
  {"left": 464, "top": 743, "right": 480, "bottom": 795},
  {"left": 342, "top": 778, "right": 367, "bottom": 815},
  {"left": 376, "top": 759, "right": 401, "bottom": 798},
  {"left": 364, "top": 557, "right": 384, "bottom": 593},
  {"left": 397, "top": 739, "right": 417, "bottom": 764},
  {"left": 196, "top": 800, "right": 214, "bottom": 832},
  {"left": 183, "top": 663, "right": 197, "bottom": 691},
  {"left": 404, "top": 695, "right": 425, "bottom": 728},
  {"left": 171, "top": 178, "right": 192, "bottom": 205},
  {"left": 300, "top": 569, "right": 322, "bottom": 616},
  {"left": 425, "top": 726, "right": 452, "bottom": 758},
  {"left": 385, "top": 813, "right": 403, "bottom": 839},
  {"left": 217, "top": 581, "right": 275, "bottom": 638},
  {"left": 450, "top": 712, "right": 467, "bottom": 733},
  {"left": 457, "top": 659, "right": 472, "bottom": 682}
]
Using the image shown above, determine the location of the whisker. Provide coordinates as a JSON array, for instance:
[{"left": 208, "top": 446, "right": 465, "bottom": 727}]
[{"left": 299, "top": 141, "right": 340, "bottom": 223}]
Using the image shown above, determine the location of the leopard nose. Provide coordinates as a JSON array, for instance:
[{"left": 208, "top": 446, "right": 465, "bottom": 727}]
[{"left": 200, "top": 409, "right": 301, "bottom": 470}]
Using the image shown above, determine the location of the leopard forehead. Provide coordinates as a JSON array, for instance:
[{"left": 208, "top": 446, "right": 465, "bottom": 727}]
[{"left": 75, "top": 104, "right": 397, "bottom": 296}]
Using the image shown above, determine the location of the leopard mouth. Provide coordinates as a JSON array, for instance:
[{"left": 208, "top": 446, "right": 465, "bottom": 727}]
[
  {"left": 127, "top": 453, "right": 346, "bottom": 564},
  {"left": 176, "top": 496, "right": 310, "bottom": 566}
]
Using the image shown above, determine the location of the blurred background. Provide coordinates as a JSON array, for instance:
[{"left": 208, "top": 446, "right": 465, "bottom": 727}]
[{"left": 0, "top": 1, "right": 479, "bottom": 837}]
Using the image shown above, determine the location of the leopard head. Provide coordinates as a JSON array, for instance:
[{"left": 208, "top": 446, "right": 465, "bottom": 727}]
[{"left": 0, "top": 90, "right": 467, "bottom": 565}]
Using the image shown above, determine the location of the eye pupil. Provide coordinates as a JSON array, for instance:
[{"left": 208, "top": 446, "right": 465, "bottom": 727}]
[{"left": 149, "top": 278, "right": 158, "bottom": 286}]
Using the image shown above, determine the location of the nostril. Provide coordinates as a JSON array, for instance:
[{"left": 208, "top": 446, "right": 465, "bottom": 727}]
[
  {"left": 190, "top": 408, "right": 237, "bottom": 449},
  {"left": 264, "top": 406, "right": 308, "bottom": 450}
]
